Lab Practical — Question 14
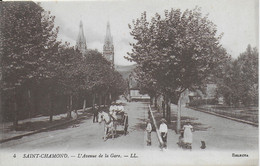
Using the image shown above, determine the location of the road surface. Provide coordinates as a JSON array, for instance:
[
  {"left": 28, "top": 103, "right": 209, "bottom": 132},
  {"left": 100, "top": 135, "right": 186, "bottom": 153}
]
[
  {"left": 0, "top": 102, "right": 149, "bottom": 151},
  {"left": 1, "top": 102, "right": 258, "bottom": 166},
  {"left": 0, "top": 102, "right": 258, "bottom": 151},
  {"left": 178, "top": 105, "right": 258, "bottom": 151}
]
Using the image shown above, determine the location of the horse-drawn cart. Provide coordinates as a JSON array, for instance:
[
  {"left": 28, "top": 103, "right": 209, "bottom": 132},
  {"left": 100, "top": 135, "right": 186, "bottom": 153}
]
[
  {"left": 99, "top": 106, "right": 128, "bottom": 141},
  {"left": 114, "top": 110, "right": 128, "bottom": 135}
]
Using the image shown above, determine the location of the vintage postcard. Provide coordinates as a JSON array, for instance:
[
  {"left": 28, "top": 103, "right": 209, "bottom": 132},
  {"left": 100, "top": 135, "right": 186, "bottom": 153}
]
[{"left": 0, "top": 0, "right": 258, "bottom": 166}]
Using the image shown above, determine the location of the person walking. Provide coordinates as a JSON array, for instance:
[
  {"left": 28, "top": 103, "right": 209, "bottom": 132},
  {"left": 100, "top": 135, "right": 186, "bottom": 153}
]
[
  {"left": 146, "top": 119, "right": 152, "bottom": 146},
  {"left": 159, "top": 118, "right": 168, "bottom": 149},
  {"left": 93, "top": 106, "right": 98, "bottom": 123}
]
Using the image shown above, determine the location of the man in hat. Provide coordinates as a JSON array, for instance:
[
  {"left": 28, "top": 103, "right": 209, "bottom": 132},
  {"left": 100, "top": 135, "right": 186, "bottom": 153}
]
[
  {"left": 93, "top": 106, "right": 99, "bottom": 123},
  {"left": 159, "top": 118, "right": 168, "bottom": 149},
  {"left": 146, "top": 119, "right": 152, "bottom": 146}
]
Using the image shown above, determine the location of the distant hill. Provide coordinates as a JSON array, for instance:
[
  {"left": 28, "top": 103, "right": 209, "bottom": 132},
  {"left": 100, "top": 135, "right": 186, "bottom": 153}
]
[{"left": 115, "top": 64, "right": 137, "bottom": 79}]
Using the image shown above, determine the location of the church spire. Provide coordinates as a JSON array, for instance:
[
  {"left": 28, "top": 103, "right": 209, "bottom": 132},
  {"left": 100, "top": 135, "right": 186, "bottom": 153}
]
[
  {"left": 76, "top": 20, "right": 87, "bottom": 55},
  {"left": 103, "top": 21, "right": 114, "bottom": 67},
  {"left": 105, "top": 21, "right": 113, "bottom": 44}
]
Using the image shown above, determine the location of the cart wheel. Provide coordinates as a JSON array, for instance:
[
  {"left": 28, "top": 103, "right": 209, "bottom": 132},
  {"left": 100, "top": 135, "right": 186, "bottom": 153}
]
[
  {"left": 113, "top": 123, "right": 117, "bottom": 139},
  {"left": 114, "top": 126, "right": 117, "bottom": 138},
  {"left": 124, "top": 126, "right": 128, "bottom": 135},
  {"left": 124, "top": 116, "right": 128, "bottom": 135}
]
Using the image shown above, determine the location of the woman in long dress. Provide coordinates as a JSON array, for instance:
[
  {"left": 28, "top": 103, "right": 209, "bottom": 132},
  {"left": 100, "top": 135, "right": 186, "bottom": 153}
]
[{"left": 183, "top": 122, "right": 193, "bottom": 144}]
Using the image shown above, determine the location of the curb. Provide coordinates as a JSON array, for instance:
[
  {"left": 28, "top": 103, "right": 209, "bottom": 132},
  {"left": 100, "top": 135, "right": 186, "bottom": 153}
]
[
  {"left": 186, "top": 106, "right": 258, "bottom": 127},
  {"left": 0, "top": 109, "right": 93, "bottom": 144}
]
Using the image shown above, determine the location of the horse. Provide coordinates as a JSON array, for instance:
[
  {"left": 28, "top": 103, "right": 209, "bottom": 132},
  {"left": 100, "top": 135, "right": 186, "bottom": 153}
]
[{"left": 98, "top": 111, "right": 116, "bottom": 141}]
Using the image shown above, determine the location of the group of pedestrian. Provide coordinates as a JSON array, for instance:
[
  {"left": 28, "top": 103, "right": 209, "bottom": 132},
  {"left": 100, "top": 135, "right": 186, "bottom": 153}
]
[
  {"left": 109, "top": 102, "right": 125, "bottom": 112},
  {"left": 109, "top": 102, "right": 125, "bottom": 120},
  {"left": 93, "top": 103, "right": 125, "bottom": 123},
  {"left": 146, "top": 118, "right": 194, "bottom": 150}
]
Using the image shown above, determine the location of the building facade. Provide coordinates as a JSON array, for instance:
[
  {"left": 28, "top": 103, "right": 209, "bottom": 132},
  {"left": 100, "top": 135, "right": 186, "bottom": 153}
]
[
  {"left": 103, "top": 22, "right": 114, "bottom": 67},
  {"left": 75, "top": 20, "right": 87, "bottom": 55},
  {"left": 127, "top": 73, "right": 150, "bottom": 102}
]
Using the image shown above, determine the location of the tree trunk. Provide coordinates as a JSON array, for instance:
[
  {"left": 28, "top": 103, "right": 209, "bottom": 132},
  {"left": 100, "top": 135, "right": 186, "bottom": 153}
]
[
  {"left": 70, "top": 95, "right": 73, "bottom": 109},
  {"left": 108, "top": 93, "right": 112, "bottom": 105},
  {"left": 83, "top": 99, "right": 86, "bottom": 111},
  {"left": 49, "top": 93, "right": 53, "bottom": 122},
  {"left": 154, "top": 95, "right": 158, "bottom": 109},
  {"left": 104, "top": 95, "right": 107, "bottom": 106},
  {"left": 176, "top": 90, "right": 187, "bottom": 133},
  {"left": 176, "top": 96, "right": 181, "bottom": 133},
  {"left": 70, "top": 94, "right": 73, "bottom": 111},
  {"left": 28, "top": 90, "right": 32, "bottom": 118},
  {"left": 92, "top": 93, "right": 96, "bottom": 110},
  {"left": 34, "top": 89, "right": 39, "bottom": 117},
  {"left": 98, "top": 94, "right": 102, "bottom": 108},
  {"left": 150, "top": 96, "right": 154, "bottom": 106},
  {"left": 67, "top": 95, "right": 72, "bottom": 119},
  {"left": 13, "top": 98, "right": 18, "bottom": 130},
  {"left": 0, "top": 90, "right": 2, "bottom": 123},
  {"left": 167, "top": 97, "right": 171, "bottom": 123},
  {"left": 162, "top": 98, "right": 165, "bottom": 118},
  {"left": 165, "top": 96, "right": 168, "bottom": 121},
  {"left": 165, "top": 96, "right": 168, "bottom": 120}
]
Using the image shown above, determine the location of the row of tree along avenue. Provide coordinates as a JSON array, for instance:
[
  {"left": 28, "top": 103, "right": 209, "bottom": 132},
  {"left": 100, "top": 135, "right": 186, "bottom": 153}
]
[
  {"left": 216, "top": 45, "right": 258, "bottom": 107},
  {"left": 0, "top": 2, "right": 126, "bottom": 130},
  {"left": 127, "top": 8, "right": 258, "bottom": 132}
]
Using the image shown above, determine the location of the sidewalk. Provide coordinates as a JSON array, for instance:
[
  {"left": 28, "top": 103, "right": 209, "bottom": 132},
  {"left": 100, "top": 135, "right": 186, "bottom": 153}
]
[{"left": 0, "top": 107, "right": 93, "bottom": 143}]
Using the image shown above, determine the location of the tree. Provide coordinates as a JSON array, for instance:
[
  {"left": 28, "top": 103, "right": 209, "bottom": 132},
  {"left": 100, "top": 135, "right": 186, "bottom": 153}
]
[
  {"left": 83, "top": 50, "right": 126, "bottom": 108},
  {"left": 109, "top": 69, "right": 127, "bottom": 103},
  {"left": 128, "top": 7, "right": 227, "bottom": 132},
  {"left": 1, "top": 2, "right": 126, "bottom": 127},
  {"left": 217, "top": 45, "right": 258, "bottom": 106},
  {"left": 134, "top": 66, "right": 159, "bottom": 107},
  {"left": 238, "top": 45, "right": 258, "bottom": 106},
  {"left": 54, "top": 44, "right": 83, "bottom": 119},
  {"left": 36, "top": 9, "right": 60, "bottom": 122},
  {"left": 84, "top": 50, "right": 111, "bottom": 109},
  {"left": 1, "top": 2, "right": 61, "bottom": 126},
  {"left": 1, "top": 2, "right": 45, "bottom": 128}
]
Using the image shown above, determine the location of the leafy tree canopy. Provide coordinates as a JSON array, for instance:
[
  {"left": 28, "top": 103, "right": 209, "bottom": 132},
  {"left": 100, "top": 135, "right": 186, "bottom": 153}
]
[{"left": 127, "top": 7, "right": 228, "bottom": 97}]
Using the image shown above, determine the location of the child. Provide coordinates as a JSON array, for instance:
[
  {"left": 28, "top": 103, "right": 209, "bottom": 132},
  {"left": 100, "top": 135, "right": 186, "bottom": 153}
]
[
  {"left": 183, "top": 122, "right": 193, "bottom": 149},
  {"left": 183, "top": 122, "right": 193, "bottom": 143},
  {"left": 146, "top": 119, "right": 152, "bottom": 146},
  {"left": 159, "top": 118, "right": 168, "bottom": 149}
]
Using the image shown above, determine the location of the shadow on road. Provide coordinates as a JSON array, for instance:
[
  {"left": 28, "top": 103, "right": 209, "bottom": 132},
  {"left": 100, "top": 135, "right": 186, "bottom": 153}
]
[
  {"left": 132, "top": 118, "right": 146, "bottom": 131},
  {"left": 104, "top": 131, "right": 128, "bottom": 140},
  {"left": 151, "top": 109, "right": 211, "bottom": 132},
  {"left": 7, "top": 118, "right": 69, "bottom": 131},
  {"left": 47, "top": 115, "right": 92, "bottom": 131}
]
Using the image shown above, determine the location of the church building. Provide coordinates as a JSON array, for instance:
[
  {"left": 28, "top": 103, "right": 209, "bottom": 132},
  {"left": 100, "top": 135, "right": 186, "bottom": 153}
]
[
  {"left": 75, "top": 20, "right": 87, "bottom": 55},
  {"left": 103, "top": 22, "right": 114, "bottom": 67}
]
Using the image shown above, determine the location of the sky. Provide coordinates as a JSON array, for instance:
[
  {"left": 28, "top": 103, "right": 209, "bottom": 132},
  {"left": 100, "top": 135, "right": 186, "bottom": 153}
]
[{"left": 40, "top": 0, "right": 259, "bottom": 66}]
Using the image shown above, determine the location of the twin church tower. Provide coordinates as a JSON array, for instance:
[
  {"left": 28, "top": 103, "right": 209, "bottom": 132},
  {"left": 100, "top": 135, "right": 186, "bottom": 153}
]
[{"left": 75, "top": 20, "right": 114, "bottom": 67}]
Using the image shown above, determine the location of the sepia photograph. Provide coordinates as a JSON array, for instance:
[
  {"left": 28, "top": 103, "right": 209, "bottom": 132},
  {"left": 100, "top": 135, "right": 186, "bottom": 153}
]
[{"left": 0, "top": 0, "right": 258, "bottom": 165}]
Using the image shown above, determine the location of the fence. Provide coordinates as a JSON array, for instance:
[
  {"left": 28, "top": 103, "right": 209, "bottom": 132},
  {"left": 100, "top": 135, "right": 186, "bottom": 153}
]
[
  {"left": 187, "top": 106, "right": 258, "bottom": 127},
  {"left": 201, "top": 106, "right": 258, "bottom": 123}
]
